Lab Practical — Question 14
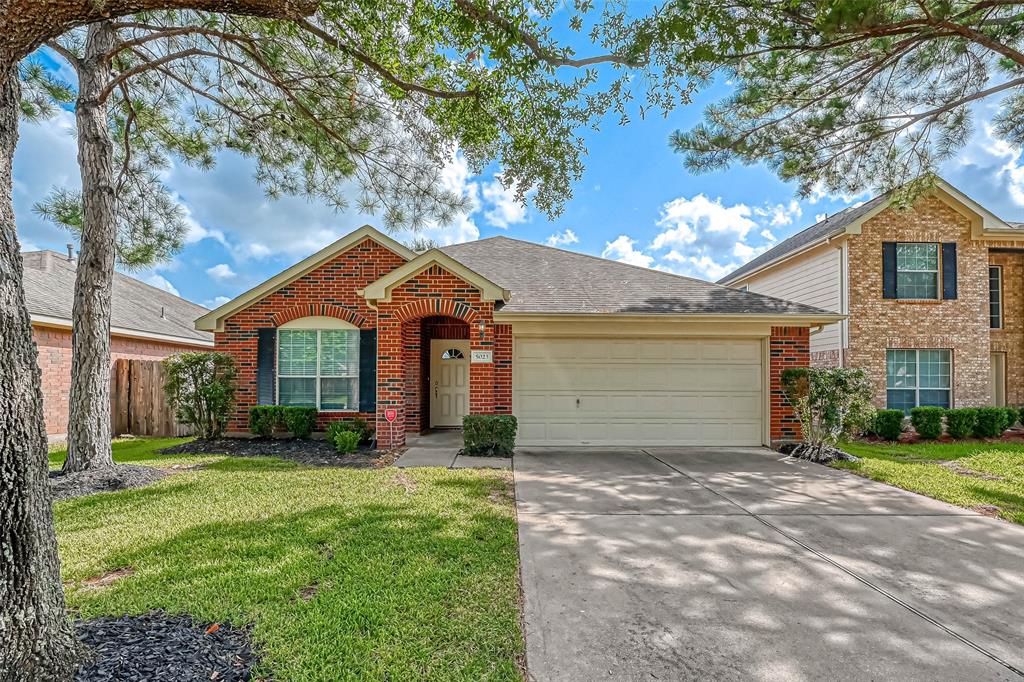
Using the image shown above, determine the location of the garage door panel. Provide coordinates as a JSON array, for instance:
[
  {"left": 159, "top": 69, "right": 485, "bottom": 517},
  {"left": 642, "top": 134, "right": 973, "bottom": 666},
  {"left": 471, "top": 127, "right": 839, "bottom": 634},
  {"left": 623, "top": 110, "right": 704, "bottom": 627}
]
[{"left": 514, "top": 337, "right": 764, "bottom": 446}]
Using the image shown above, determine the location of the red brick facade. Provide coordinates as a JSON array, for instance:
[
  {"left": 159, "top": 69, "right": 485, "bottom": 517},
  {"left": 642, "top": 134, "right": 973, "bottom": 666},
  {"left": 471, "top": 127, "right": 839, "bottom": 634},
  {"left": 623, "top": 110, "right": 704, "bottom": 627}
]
[
  {"left": 33, "top": 325, "right": 207, "bottom": 436},
  {"left": 769, "top": 326, "right": 810, "bottom": 442},
  {"left": 215, "top": 235, "right": 815, "bottom": 448}
]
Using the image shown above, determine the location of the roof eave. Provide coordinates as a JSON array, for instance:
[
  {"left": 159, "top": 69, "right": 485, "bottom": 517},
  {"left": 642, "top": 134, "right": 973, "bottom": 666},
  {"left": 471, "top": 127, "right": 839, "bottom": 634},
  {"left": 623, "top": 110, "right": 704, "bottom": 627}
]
[
  {"left": 492, "top": 311, "right": 845, "bottom": 325},
  {"left": 32, "top": 313, "right": 214, "bottom": 347},
  {"left": 195, "top": 225, "right": 416, "bottom": 332}
]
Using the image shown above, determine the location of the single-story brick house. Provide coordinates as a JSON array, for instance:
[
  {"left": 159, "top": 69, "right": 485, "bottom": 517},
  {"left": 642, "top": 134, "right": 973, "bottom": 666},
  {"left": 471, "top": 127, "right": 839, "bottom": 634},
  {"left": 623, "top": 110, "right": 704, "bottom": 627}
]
[
  {"left": 23, "top": 249, "right": 213, "bottom": 438},
  {"left": 196, "top": 226, "right": 842, "bottom": 449}
]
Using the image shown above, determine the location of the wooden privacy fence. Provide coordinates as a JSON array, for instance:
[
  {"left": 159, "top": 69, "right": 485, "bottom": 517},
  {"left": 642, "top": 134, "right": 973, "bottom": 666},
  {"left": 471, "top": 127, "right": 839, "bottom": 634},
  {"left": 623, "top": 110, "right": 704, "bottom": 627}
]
[{"left": 111, "top": 358, "right": 193, "bottom": 437}]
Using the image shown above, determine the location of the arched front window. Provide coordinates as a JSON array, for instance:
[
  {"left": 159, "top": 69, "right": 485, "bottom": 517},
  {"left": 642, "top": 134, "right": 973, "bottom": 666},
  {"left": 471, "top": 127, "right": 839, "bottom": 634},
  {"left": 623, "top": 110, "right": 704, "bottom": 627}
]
[
  {"left": 441, "top": 348, "right": 465, "bottom": 360},
  {"left": 277, "top": 316, "right": 359, "bottom": 411}
]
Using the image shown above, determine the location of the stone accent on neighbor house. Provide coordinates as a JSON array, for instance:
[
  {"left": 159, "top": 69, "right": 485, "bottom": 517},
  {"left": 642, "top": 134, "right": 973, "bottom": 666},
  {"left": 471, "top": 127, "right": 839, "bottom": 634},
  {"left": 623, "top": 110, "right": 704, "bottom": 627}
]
[
  {"left": 989, "top": 250, "right": 1024, "bottom": 406},
  {"left": 810, "top": 349, "right": 843, "bottom": 368},
  {"left": 770, "top": 326, "right": 809, "bottom": 442},
  {"left": 846, "top": 196, "right": 992, "bottom": 408}
]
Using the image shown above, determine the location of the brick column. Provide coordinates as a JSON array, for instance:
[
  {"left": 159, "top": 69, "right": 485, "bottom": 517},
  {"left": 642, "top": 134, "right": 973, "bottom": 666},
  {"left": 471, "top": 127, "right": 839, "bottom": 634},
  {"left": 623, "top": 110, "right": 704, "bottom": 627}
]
[
  {"left": 493, "top": 324, "right": 512, "bottom": 413},
  {"left": 770, "top": 326, "right": 810, "bottom": 443},
  {"left": 376, "top": 312, "right": 407, "bottom": 450}
]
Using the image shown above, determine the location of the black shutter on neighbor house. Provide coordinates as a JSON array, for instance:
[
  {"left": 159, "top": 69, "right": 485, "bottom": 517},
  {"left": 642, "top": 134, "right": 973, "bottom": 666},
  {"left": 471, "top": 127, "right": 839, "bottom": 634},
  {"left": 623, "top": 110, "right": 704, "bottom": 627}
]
[
  {"left": 882, "top": 242, "right": 897, "bottom": 299},
  {"left": 942, "top": 242, "right": 958, "bottom": 300},
  {"left": 359, "top": 329, "right": 377, "bottom": 414},
  {"left": 256, "top": 328, "right": 276, "bottom": 405}
]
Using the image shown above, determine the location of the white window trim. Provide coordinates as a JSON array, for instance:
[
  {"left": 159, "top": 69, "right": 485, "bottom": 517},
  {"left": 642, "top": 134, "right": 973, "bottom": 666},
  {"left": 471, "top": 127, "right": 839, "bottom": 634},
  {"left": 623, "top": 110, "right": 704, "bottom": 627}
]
[
  {"left": 276, "top": 327, "right": 359, "bottom": 412},
  {"left": 895, "top": 242, "right": 941, "bottom": 300},
  {"left": 990, "top": 265, "right": 1003, "bottom": 329},
  {"left": 886, "top": 348, "right": 952, "bottom": 410}
]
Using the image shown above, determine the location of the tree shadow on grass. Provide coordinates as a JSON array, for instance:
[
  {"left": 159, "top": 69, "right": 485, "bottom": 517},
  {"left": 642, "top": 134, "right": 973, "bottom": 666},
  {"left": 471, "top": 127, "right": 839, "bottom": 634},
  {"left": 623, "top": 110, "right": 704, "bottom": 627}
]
[{"left": 64, "top": 489, "right": 522, "bottom": 681}]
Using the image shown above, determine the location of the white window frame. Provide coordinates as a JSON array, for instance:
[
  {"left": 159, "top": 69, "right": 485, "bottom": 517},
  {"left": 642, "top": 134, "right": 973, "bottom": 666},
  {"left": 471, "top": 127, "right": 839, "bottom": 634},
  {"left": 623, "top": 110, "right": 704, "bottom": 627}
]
[
  {"left": 886, "top": 348, "right": 952, "bottom": 411},
  {"left": 276, "top": 325, "right": 359, "bottom": 413},
  {"left": 990, "top": 265, "right": 1003, "bottom": 329},
  {"left": 895, "top": 242, "right": 940, "bottom": 300}
]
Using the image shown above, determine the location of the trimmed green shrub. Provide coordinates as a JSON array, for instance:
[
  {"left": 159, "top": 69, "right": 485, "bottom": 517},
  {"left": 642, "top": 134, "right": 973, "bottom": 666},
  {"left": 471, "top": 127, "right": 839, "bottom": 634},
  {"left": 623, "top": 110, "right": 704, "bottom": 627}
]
[
  {"left": 249, "top": 405, "right": 284, "bottom": 438},
  {"left": 974, "top": 407, "right": 1011, "bottom": 438},
  {"left": 333, "top": 429, "right": 361, "bottom": 453},
  {"left": 463, "top": 414, "right": 518, "bottom": 457},
  {"left": 944, "top": 408, "right": 978, "bottom": 440},
  {"left": 872, "top": 409, "right": 904, "bottom": 441},
  {"left": 283, "top": 407, "right": 318, "bottom": 439},
  {"left": 162, "top": 352, "right": 237, "bottom": 439},
  {"left": 910, "top": 406, "right": 944, "bottom": 440},
  {"left": 1004, "top": 407, "right": 1020, "bottom": 430}
]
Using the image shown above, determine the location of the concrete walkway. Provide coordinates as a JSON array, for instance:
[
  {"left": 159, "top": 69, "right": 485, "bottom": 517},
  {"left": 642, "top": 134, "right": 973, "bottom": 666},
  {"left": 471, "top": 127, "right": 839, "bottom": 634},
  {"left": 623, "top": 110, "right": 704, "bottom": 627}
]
[
  {"left": 515, "top": 447, "right": 1024, "bottom": 681},
  {"left": 395, "top": 430, "right": 510, "bottom": 469}
]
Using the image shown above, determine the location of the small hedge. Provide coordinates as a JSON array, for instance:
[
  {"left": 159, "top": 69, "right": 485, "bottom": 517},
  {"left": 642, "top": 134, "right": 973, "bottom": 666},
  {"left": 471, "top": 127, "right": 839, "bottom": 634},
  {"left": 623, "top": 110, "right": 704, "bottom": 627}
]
[
  {"left": 944, "top": 408, "right": 978, "bottom": 440},
  {"left": 1004, "top": 407, "right": 1020, "bottom": 429},
  {"left": 249, "top": 405, "right": 318, "bottom": 438},
  {"left": 329, "top": 416, "right": 374, "bottom": 445},
  {"left": 872, "top": 409, "right": 904, "bottom": 441},
  {"left": 463, "top": 415, "right": 517, "bottom": 457},
  {"left": 909, "top": 406, "right": 944, "bottom": 440},
  {"left": 974, "top": 407, "right": 1011, "bottom": 438},
  {"left": 283, "top": 407, "right": 318, "bottom": 439}
]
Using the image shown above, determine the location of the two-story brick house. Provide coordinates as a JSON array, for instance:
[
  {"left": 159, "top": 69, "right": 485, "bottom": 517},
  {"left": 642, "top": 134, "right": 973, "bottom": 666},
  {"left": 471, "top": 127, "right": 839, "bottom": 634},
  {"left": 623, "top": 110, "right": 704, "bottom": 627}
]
[{"left": 720, "top": 178, "right": 1024, "bottom": 411}]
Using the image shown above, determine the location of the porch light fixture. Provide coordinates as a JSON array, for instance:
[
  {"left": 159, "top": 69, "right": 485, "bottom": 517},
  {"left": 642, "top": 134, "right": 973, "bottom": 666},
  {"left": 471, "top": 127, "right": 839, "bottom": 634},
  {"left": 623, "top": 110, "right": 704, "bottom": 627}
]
[{"left": 478, "top": 321, "right": 486, "bottom": 339}]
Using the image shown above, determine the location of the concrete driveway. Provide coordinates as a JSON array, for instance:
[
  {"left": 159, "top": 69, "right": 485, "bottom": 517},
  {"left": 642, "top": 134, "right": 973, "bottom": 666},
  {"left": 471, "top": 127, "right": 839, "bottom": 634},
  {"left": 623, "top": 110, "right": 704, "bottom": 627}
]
[{"left": 514, "top": 447, "right": 1024, "bottom": 681}]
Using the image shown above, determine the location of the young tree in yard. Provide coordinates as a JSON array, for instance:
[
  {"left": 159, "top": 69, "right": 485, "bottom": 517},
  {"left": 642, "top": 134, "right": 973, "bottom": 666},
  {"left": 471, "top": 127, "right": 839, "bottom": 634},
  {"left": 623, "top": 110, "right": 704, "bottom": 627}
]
[
  {"left": 665, "top": 1, "right": 1024, "bottom": 199},
  {"left": 1, "top": 3, "right": 685, "bottom": 679},
  {"left": 780, "top": 367, "right": 875, "bottom": 462},
  {"left": 162, "top": 352, "right": 237, "bottom": 439}
]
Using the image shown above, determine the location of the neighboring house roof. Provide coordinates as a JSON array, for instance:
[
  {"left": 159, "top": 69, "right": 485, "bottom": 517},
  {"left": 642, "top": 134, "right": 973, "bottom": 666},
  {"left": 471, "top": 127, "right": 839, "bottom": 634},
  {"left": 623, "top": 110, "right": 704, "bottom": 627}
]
[
  {"left": 441, "top": 235, "right": 837, "bottom": 318},
  {"left": 718, "top": 177, "right": 1024, "bottom": 286},
  {"left": 22, "top": 250, "right": 213, "bottom": 346},
  {"left": 196, "top": 225, "right": 416, "bottom": 332}
]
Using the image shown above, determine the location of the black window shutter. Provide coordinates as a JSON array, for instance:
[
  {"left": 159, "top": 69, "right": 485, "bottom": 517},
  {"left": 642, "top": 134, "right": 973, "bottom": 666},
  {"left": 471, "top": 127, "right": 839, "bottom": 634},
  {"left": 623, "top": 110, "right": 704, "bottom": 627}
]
[
  {"left": 882, "top": 242, "right": 897, "bottom": 299},
  {"left": 256, "top": 328, "right": 276, "bottom": 405},
  {"left": 942, "top": 242, "right": 958, "bottom": 300},
  {"left": 359, "top": 329, "right": 377, "bottom": 414}
]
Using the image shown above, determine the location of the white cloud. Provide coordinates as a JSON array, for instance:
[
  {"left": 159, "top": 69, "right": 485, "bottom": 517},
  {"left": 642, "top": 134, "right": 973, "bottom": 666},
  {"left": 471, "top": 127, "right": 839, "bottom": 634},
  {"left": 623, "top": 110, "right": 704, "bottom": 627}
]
[
  {"left": 12, "top": 110, "right": 81, "bottom": 250},
  {"left": 546, "top": 228, "right": 579, "bottom": 247},
  {"left": 204, "top": 295, "right": 231, "bottom": 309},
  {"left": 206, "top": 263, "right": 236, "bottom": 280},
  {"left": 643, "top": 193, "right": 795, "bottom": 280},
  {"left": 481, "top": 175, "right": 528, "bottom": 229},
  {"left": 410, "top": 152, "right": 481, "bottom": 246},
  {"left": 602, "top": 235, "right": 653, "bottom": 268},
  {"left": 143, "top": 273, "right": 180, "bottom": 297}
]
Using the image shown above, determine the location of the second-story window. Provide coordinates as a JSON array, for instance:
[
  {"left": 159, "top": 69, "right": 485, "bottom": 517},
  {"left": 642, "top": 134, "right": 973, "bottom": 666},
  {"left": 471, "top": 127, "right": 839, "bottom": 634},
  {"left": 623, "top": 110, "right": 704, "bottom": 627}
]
[
  {"left": 990, "top": 265, "right": 1003, "bottom": 329},
  {"left": 895, "top": 243, "right": 939, "bottom": 299}
]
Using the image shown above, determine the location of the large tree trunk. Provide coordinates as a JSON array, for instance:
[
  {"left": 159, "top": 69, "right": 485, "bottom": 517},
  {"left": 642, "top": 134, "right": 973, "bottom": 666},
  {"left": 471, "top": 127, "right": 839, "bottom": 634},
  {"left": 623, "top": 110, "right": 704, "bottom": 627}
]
[
  {"left": 64, "top": 21, "right": 117, "bottom": 472},
  {"left": 0, "top": 65, "right": 79, "bottom": 682}
]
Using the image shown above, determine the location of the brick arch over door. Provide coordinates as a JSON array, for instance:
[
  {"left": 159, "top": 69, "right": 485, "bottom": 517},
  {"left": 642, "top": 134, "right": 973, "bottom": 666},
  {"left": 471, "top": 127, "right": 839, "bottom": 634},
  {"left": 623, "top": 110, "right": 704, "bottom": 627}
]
[
  {"left": 270, "top": 304, "right": 367, "bottom": 328},
  {"left": 391, "top": 298, "right": 480, "bottom": 325}
]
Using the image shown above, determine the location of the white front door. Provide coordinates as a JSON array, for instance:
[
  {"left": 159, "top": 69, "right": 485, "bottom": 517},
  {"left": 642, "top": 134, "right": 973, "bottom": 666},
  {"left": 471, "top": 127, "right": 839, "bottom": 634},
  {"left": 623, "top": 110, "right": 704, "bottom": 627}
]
[{"left": 430, "top": 339, "right": 471, "bottom": 427}]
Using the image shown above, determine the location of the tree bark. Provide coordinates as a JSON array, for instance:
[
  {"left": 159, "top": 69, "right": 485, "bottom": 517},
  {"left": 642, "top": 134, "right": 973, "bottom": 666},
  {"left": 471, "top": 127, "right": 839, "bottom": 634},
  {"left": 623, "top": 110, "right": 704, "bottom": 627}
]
[
  {"left": 64, "top": 21, "right": 118, "bottom": 472},
  {"left": 0, "top": 65, "right": 80, "bottom": 682}
]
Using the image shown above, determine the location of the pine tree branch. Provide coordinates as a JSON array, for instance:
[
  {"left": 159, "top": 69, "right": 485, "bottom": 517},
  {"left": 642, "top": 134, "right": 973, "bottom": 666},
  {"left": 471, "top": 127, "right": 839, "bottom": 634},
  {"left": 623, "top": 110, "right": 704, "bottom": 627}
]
[
  {"left": 452, "top": 0, "right": 643, "bottom": 68},
  {"left": 44, "top": 40, "right": 81, "bottom": 70},
  {"left": 294, "top": 18, "right": 479, "bottom": 100}
]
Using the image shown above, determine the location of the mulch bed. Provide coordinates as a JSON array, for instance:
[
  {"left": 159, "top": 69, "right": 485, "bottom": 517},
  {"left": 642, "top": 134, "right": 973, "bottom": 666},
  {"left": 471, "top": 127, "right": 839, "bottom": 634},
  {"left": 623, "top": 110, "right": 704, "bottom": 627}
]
[
  {"left": 75, "top": 611, "right": 261, "bottom": 681},
  {"left": 160, "top": 437, "right": 382, "bottom": 468},
  {"left": 50, "top": 465, "right": 167, "bottom": 501}
]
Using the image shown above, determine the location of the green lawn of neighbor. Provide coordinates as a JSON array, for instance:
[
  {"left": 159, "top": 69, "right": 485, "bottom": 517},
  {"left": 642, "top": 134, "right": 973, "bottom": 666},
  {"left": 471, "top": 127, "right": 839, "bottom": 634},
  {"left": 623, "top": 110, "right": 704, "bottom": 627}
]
[
  {"left": 836, "top": 439, "right": 1024, "bottom": 525},
  {"left": 54, "top": 438, "right": 523, "bottom": 681}
]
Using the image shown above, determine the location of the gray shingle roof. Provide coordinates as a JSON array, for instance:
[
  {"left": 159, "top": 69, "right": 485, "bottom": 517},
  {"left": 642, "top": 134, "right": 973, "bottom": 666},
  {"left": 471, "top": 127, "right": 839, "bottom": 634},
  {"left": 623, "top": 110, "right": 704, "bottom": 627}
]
[
  {"left": 441, "top": 236, "right": 836, "bottom": 317},
  {"left": 718, "top": 192, "right": 892, "bottom": 285},
  {"left": 22, "top": 250, "right": 213, "bottom": 344}
]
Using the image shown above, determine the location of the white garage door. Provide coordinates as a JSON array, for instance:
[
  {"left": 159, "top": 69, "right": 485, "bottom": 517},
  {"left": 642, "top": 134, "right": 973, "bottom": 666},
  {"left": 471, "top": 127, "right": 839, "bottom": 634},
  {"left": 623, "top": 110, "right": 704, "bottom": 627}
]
[{"left": 514, "top": 337, "right": 764, "bottom": 446}]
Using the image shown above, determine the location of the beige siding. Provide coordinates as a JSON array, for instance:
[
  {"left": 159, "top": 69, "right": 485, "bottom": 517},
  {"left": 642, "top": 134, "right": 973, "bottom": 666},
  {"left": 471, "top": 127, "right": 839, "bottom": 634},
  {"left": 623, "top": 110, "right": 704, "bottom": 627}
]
[{"left": 740, "top": 245, "right": 843, "bottom": 353}]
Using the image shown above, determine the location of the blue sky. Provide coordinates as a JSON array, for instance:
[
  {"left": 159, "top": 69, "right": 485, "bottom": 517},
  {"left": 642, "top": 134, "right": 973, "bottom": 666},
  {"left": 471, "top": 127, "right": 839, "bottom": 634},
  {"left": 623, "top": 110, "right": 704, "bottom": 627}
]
[{"left": 14, "top": 28, "right": 1024, "bottom": 310}]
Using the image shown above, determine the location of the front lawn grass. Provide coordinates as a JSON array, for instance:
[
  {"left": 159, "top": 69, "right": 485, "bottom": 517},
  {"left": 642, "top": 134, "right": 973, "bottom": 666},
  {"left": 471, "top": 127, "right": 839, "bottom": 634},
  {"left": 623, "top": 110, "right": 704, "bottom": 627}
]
[
  {"left": 48, "top": 437, "right": 222, "bottom": 470},
  {"left": 836, "top": 440, "right": 1024, "bottom": 525},
  {"left": 54, "top": 439, "right": 523, "bottom": 681}
]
